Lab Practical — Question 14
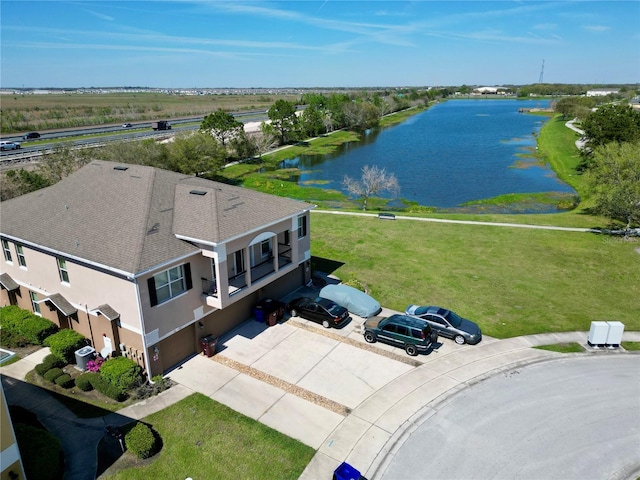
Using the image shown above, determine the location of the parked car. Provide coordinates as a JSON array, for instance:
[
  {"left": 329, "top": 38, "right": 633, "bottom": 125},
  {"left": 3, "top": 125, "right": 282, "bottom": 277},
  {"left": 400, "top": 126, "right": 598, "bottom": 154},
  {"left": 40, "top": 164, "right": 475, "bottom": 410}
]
[
  {"left": 22, "top": 132, "right": 40, "bottom": 140},
  {"left": 287, "top": 296, "right": 350, "bottom": 328},
  {"left": 405, "top": 305, "right": 482, "bottom": 345},
  {"left": 319, "top": 284, "right": 381, "bottom": 318},
  {"left": 0, "top": 141, "right": 21, "bottom": 151},
  {"left": 122, "top": 123, "right": 132, "bottom": 128},
  {"left": 362, "top": 314, "right": 437, "bottom": 356}
]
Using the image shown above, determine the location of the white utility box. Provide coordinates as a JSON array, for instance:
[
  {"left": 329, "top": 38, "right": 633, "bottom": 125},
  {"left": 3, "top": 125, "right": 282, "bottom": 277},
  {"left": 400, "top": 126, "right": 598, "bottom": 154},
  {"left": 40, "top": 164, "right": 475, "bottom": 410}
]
[
  {"left": 605, "top": 321, "right": 624, "bottom": 347},
  {"left": 587, "top": 321, "right": 609, "bottom": 346}
]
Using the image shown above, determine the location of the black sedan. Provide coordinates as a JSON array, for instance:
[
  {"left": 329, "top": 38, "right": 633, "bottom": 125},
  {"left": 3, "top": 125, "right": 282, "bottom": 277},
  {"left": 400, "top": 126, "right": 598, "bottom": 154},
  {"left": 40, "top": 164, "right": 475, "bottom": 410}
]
[
  {"left": 287, "top": 297, "right": 350, "bottom": 328},
  {"left": 405, "top": 305, "right": 482, "bottom": 345}
]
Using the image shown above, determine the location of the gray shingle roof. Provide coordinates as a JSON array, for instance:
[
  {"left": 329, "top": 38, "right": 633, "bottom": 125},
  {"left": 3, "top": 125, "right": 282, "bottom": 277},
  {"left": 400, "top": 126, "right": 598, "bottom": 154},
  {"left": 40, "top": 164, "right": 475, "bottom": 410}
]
[{"left": 0, "top": 161, "right": 314, "bottom": 275}]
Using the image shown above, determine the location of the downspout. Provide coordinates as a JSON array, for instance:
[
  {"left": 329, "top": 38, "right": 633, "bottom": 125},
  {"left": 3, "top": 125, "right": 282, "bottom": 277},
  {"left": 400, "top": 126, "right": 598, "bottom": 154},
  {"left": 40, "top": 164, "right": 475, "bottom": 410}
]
[{"left": 133, "top": 277, "right": 155, "bottom": 384}]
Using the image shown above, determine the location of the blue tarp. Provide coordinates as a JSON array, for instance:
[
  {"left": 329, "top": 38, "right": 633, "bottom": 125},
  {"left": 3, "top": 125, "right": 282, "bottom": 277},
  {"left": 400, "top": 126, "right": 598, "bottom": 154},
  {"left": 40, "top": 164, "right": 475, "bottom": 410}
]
[{"left": 319, "top": 284, "right": 381, "bottom": 318}]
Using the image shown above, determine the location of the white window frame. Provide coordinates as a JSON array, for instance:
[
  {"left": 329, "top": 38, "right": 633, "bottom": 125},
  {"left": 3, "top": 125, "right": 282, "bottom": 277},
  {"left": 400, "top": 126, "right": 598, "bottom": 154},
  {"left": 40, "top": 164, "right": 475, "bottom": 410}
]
[
  {"left": 16, "top": 244, "right": 26, "bottom": 267},
  {"left": 57, "top": 258, "right": 70, "bottom": 284},
  {"left": 153, "top": 265, "right": 186, "bottom": 305},
  {"left": 297, "top": 215, "right": 307, "bottom": 238},
  {"left": 2, "top": 239, "right": 12, "bottom": 263},
  {"left": 30, "top": 291, "right": 41, "bottom": 315}
]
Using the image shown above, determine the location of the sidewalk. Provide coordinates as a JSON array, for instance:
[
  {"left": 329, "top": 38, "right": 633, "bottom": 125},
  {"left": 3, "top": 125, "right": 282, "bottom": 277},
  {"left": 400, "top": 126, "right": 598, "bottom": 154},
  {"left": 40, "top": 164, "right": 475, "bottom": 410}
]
[{"left": 2, "top": 327, "right": 639, "bottom": 480}]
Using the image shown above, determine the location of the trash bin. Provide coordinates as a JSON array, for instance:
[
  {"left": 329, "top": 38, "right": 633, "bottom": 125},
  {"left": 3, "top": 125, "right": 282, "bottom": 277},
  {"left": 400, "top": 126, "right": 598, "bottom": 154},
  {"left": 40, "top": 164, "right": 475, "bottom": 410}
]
[
  {"left": 267, "top": 310, "right": 278, "bottom": 327},
  {"left": 333, "top": 462, "right": 367, "bottom": 480},
  {"left": 74, "top": 346, "right": 96, "bottom": 371},
  {"left": 200, "top": 335, "right": 217, "bottom": 357},
  {"left": 253, "top": 304, "right": 266, "bottom": 323}
]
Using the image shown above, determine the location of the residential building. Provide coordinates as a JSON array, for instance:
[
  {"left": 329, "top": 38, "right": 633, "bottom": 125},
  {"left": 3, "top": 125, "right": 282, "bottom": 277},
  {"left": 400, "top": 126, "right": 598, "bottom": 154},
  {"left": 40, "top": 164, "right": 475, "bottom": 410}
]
[
  {"left": 586, "top": 88, "right": 620, "bottom": 97},
  {"left": 0, "top": 161, "right": 315, "bottom": 378}
]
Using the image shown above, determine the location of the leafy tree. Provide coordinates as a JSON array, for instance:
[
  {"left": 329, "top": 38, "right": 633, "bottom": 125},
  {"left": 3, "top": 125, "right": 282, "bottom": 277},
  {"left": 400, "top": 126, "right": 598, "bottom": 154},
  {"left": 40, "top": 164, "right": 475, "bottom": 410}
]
[
  {"left": 586, "top": 142, "right": 640, "bottom": 229},
  {"left": 343, "top": 102, "right": 381, "bottom": 131},
  {"left": 166, "top": 132, "right": 226, "bottom": 176},
  {"left": 343, "top": 165, "right": 400, "bottom": 211},
  {"left": 229, "top": 130, "right": 258, "bottom": 160},
  {"left": 582, "top": 104, "right": 640, "bottom": 150},
  {"left": 555, "top": 97, "right": 596, "bottom": 120},
  {"left": 300, "top": 105, "right": 326, "bottom": 138},
  {"left": 267, "top": 99, "right": 299, "bottom": 144},
  {"left": 201, "top": 110, "right": 244, "bottom": 146}
]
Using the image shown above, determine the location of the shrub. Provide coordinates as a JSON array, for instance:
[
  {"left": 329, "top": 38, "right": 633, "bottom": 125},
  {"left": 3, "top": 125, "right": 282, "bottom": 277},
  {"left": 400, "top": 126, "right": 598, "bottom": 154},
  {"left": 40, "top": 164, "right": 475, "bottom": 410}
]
[
  {"left": 76, "top": 372, "right": 97, "bottom": 391},
  {"left": 125, "top": 422, "right": 159, "bottom": 459},
  {"left": 14, "top": 423, "right": 63, "bottom": 480},
  {"left": 20, "top": 316, "right": 58, "bottom": 345},
  {"left": 90, "top": 374, "right": 127, "bottom": 401},
  {"left": 86, "top": 356, "right": 104, "bottom": 372},
  {"left": 0, "top": 305, "right": 58, "bottom": 346},
  {"left": 35, "top": 354, "right": 66, "bottom": 377},
  {"left": 133, "top": 375, "right": 174, "bottom": 400},
  {"left": 55, "top": 373, "right": 74, "bottom": 388},
  {"left": 100, "top": 356, "right": 143, "bottom": 391},
  {"left": 43, "top": 367, "right": 63, "bottom": 383},
  {"left": 43, "top": 329, "right": 88, "bottom": 363}
]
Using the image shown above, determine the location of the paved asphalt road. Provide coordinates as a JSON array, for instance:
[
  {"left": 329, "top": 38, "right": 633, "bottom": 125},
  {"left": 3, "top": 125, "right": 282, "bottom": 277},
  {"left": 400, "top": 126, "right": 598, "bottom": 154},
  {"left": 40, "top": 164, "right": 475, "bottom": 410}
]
[{"left": 379, "top": 355, "right": 640, "bottom": 480}]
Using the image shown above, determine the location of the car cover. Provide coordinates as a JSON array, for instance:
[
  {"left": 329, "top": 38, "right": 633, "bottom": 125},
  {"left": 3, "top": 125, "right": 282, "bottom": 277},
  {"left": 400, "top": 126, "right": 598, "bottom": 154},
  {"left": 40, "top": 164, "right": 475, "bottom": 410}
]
[{"left": 319, "top": 284, "right": 381, "bottom": 318}]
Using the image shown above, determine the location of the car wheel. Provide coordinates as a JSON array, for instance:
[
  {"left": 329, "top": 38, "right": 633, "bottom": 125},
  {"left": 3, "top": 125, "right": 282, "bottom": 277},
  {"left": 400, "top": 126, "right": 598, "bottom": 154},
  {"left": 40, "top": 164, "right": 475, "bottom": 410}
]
[
  {"left": 405, "top": 344, "right": 418, "bottom": 356},
  {"left": 322, "top": 320, "right": 330, "bottom": 328},
  {"left": 364, "top": 331, "right": 376, "bottom": 343},
  {"left": 454, "top": 335, "right": 466, "bottom": 345},
  {"left": 290, "top": 309, "right": 298, "bottom": 317}
]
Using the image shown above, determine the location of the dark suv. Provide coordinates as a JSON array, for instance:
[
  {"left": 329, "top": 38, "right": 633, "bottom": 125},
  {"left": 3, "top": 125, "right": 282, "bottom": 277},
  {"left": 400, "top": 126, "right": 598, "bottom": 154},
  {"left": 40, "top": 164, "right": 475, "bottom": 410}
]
[
  {"left": 362, "top": 314, "right": 437, "bottom": 356},
  {"left": 22, "top": 132, "right": 40, "bottom": 140}
]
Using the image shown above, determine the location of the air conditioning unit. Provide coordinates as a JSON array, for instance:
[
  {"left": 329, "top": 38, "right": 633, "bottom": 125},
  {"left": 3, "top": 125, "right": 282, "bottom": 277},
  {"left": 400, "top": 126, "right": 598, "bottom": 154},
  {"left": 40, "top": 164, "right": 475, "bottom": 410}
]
[{"left": 587, "top": 321, "right": 609, "bottom": 347}]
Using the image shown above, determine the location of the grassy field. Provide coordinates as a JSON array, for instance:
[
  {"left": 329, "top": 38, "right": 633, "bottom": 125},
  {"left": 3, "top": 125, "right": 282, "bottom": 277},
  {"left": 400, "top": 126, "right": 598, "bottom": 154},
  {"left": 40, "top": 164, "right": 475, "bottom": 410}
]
[
  {"left": 0, "top": 92, "right": 300, "bottom": 133},
  {"left": 310, "top": 212, "right": 640, "bottom": 338},
  {"left": 101, "top": 393, "right": 314, "bottom": 480}
]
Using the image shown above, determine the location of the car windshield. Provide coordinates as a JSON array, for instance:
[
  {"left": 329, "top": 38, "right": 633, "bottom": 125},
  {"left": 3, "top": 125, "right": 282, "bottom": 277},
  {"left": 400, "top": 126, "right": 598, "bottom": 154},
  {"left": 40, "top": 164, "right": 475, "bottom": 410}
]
[{"left": 442, "top": 310, "right": 463, "bottom": 327}]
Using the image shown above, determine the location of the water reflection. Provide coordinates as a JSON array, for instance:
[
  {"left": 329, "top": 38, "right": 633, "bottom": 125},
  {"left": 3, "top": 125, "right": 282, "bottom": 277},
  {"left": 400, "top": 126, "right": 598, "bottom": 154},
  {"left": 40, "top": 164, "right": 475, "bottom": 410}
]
[{"left": 276, "top": 100, "right": 576, "bottom": 212}]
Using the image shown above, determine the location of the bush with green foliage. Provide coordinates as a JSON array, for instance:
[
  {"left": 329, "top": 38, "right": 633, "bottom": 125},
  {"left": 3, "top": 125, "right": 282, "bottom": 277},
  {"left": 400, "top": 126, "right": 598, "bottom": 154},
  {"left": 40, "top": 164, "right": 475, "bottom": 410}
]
[
  {"left": 0, "top": 305, "right": 58, "bottom": 347},
  {"left": 55, "top": 373, "right": 74, "bottom": 388},
  {"left": 35, "top": 354, "right": 66, "bottom": 376},
  {"left": 20, "top": 316, "right": 59, "bottom": 345},
  {"left": 14, "top": 423, "right": 63, "bottom": 480},
  {"left": 43, "top": 329, "right": 88, "bottom": 363},
  {"left": 125, "top": 422, "right": 159, "bottom": 459},
  {"left": 76, "top": 372, "right": 97, "bottom": 391},
  {"left": 100, "top": 356, "right": 143, "bottom": 391},
  {"left": 90, "top": 374, "right": 127, "bottom": 401},
  {"left": 43, "top": 367, "right": 64, "bottom": 383}
]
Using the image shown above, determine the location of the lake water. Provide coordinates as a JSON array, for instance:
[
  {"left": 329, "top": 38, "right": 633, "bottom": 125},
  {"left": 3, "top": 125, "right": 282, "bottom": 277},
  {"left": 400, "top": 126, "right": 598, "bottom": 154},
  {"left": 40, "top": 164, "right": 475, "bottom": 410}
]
[{"left": 284, "top": 99, "right": 575, "bottom": 211}]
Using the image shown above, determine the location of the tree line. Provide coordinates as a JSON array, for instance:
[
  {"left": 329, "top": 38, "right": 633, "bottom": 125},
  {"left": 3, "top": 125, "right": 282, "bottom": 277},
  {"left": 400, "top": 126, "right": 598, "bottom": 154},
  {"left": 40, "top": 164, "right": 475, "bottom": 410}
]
[{"left": 554, "top": 98, "right": 640, "bottom": 230}]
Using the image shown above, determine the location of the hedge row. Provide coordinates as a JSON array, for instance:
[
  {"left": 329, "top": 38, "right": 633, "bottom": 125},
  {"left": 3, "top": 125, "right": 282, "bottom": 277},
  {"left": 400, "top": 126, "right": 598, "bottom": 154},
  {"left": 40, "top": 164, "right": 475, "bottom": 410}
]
[
  {"left": 43, "top": 329, "right": 88, "bottom": 364},
  {"left": 0, "top": 305, "right": 58, "bottom": 347}
]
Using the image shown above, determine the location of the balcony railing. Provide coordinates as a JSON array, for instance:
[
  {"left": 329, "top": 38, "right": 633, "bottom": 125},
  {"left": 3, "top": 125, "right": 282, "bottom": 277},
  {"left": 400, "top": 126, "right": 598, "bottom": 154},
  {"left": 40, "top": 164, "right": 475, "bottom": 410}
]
[
  {"left": 201, "top": 278, "right": 218, "bottom": 298},
  {"left": 251, "top": 256, "right": 275, "bottom": 283},
  {"left": 278, "top": 243, "right": 292, "bottom": 269}
]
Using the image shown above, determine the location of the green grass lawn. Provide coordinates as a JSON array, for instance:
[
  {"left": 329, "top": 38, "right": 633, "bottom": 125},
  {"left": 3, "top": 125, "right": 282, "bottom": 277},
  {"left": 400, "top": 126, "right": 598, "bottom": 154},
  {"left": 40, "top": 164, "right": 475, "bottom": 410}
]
[
  {"left": 310, "top": 212, "right": 640, "bottom": 338},
  {"left": 102, "top": 393, "right": 314, "bottom": 480}
]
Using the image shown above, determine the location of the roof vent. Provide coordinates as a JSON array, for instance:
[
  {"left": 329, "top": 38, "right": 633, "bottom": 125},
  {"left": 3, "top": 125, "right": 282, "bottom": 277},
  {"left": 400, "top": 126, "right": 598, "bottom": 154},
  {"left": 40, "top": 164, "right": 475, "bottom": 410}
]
[
  {"left": 190, "top": 190, "right": 207, "bottom": 196},
  {"left": 113, "top": 166, "right": 129, "bottom": 171}
]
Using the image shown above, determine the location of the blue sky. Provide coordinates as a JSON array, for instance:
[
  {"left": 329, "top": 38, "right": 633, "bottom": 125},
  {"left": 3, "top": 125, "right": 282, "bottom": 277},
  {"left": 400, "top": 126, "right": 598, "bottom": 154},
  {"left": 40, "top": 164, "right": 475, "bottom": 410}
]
[{"left": 1, "top": 1, "right": 638, "bottom": 88}]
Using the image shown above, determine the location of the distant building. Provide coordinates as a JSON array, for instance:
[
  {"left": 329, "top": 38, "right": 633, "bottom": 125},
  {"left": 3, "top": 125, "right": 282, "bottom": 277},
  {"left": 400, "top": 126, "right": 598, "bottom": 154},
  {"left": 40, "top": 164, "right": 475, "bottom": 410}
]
[{"left": 586, "top": 88, "right": 620, "bottom": 97}]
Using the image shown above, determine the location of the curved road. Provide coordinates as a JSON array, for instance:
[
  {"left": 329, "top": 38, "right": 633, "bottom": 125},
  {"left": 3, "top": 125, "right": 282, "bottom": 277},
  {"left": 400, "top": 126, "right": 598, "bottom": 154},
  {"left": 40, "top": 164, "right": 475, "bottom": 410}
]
[{"left": 379, "top": 355, "right": 640, "bottom": 480}]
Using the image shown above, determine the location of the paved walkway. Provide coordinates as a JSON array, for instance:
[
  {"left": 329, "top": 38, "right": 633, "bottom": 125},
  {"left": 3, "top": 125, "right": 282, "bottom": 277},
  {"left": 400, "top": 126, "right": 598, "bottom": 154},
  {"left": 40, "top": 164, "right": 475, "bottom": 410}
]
[{"left": 2, "top": 325, "right": 639, "bottom": 480}]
